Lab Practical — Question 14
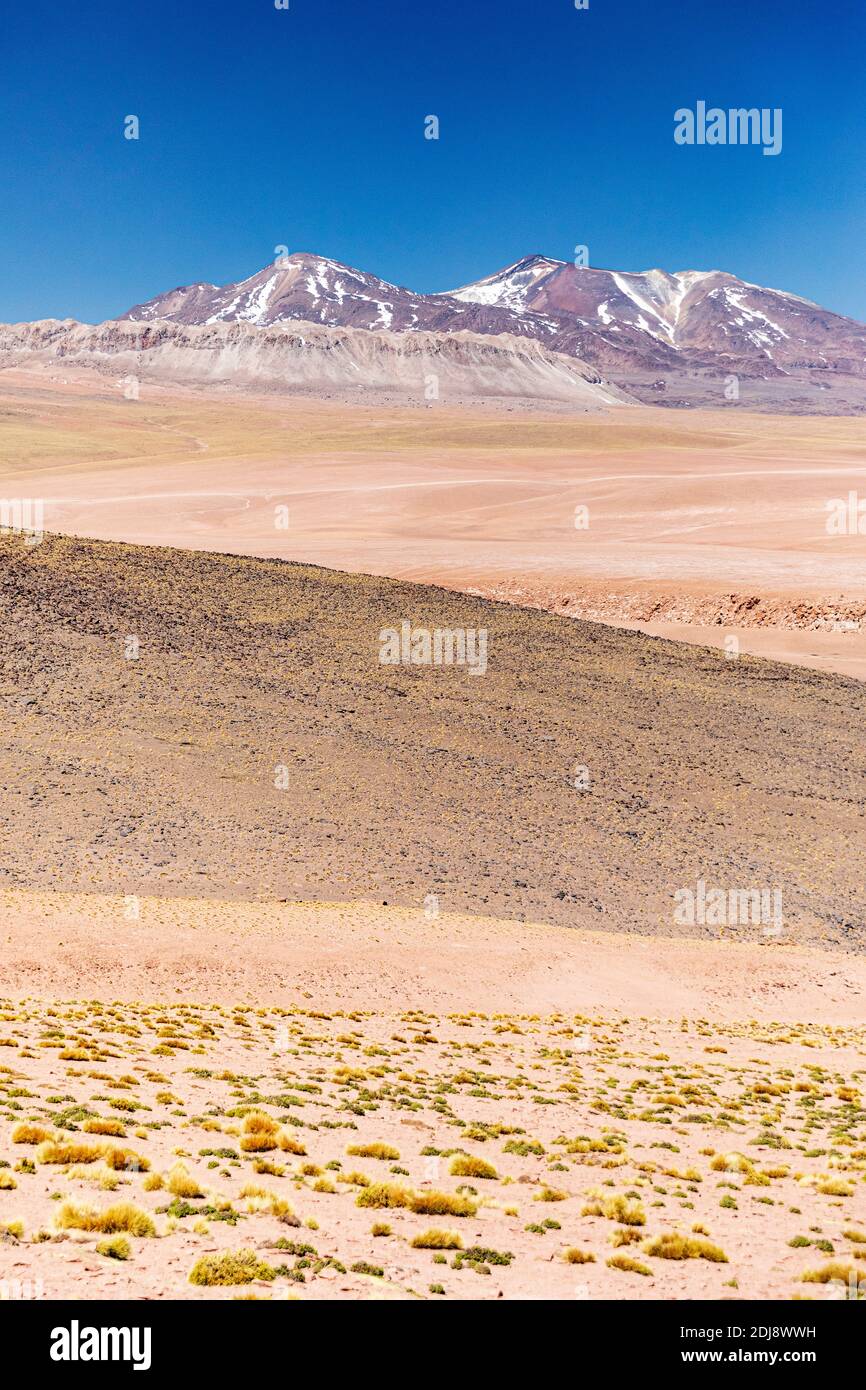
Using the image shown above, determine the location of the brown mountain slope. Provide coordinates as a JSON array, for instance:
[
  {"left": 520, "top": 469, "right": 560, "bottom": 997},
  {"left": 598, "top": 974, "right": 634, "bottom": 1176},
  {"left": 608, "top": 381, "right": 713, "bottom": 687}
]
[{"left": 0, "top": 531, "right": 862, "bottom": 945}]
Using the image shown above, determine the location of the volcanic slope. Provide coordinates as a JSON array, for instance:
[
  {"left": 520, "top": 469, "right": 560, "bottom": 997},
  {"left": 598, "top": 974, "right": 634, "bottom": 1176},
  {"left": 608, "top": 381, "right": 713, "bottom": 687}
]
[{"left": 0, "top": 532, "right": 862, "bottom": 945}]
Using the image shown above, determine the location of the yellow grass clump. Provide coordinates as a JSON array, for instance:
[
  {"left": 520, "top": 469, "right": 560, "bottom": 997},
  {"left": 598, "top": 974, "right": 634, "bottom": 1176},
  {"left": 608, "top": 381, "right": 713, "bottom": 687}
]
[
  {"left": 611, "top": 1227, "right": 643, "bottom": 1247},
  {"left": 801, "top": 1262, "right": 858, "bottom": 1285},
  {"left": 449, "top": 1155, "right": 498, "bottom": 1180},
  {"left": 582, "top": 1192, "right": 646, "bottom": 1226},
  {"left": 166, "top": 1164, "right": 204, "bottom": 1199},
  {"left": 816, "top": 1178, "right": 854, "bottom": 1197},
  {"left": 410, "top": 1229, "right": 463, "bottom": 1250},
  {"left": 607, "top": 1253, "right": 652, "bottom": 1276},
  {"left": 96, "top": 1235, "right": 131, "bottom": 1260},
  {"left": 188, "top": 1250, "right": 276, "bottom": 1286},
  {"left": 356, "top": 1182, "right": 413, "bottom": 1210},
  {"left": 710, "top": 1152, "right": 752, "bottom": 1174},
  {"left": 343, "top": 1171, "right": 371, "bottom": 1188},
  {"left": 239, "top": 1184, "right": 294, "bottom": 1221},
  {"left": 101, "top": 1147, "right": 150, "bottom": 1173},
  {"left": 564, "top": 1247, "right": 596, "bottom": 1264},
  {"left": 643, "top": 1232, "right": 728, "bottom": 1263},
  {"left": 84, "top": 1119, "right": 127, "bottom": 1138},
  {"left": 240, "top": 1112, "right": 279, "bottom": 1152},
  {"left": 11, "top": 1123, "right": 53, "bottom": 1145},
  {"left": 410, "top": 1191, "right": 477, "bottom": 1218},
  {"left": 240, "top": 1134, "right": 277, "bottom": 1153},
  {"left": 346, "top": 1142, "right": 400, "bottom": 1161},
  {"left": 36, "top": 1140, "right": 104, "bottom": 1166},
  {"left": 277, "top": 1132, "right": 306, "bottom": 1156},
  {"left": 54, "top": 1201, "right": 156, "bottom": 1237},
  {"left": 252, "top": 1158, "right": 284, "bottom": 1177}
]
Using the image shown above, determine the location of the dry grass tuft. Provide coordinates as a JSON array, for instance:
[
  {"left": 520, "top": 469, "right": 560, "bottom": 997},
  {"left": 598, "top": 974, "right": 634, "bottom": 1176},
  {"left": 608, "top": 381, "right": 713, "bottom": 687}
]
[
  {"left": 356, "top": 1182, "right": 413, "bottom": 1210},
  {"left": 277, "top": 1133, "right": 307, "bottom": 1156},
  {"left": 12, "top": 1123, "right": 53, "bottom": 1145},
  {"left": 449, "top": 1154, "right": 498, "bottom": 1180},
  {"left": 801, "top": 1262, "right": 858, "bottom": 1284},
  {"left": 188, "top": 1250, "right": 276, "bottom": 1286},
  {"left": 346, "top": 1142, "right": 400, "bottom": 1161},
  {"left": 611, "top": 1226, "right": 643, "bottom": 1247},
  {"left": 607, "top": 1253, "right": 653, "bottom": 1276},
  {"left": 410, "top": 1228, "right": 463, "bottom": 1249},
  {"left": 36, "top": 1140, "right": 104, "bottom": 1166},
  {"left": 84, "top": 1118, "right": 127, "bottom": 1138},
  {"left": 409, "top": 1190, "right": 477, "bottom": 1218},
  {"left": 166, "top": 1164, "right": 204, "bottom": 1199},
  {"left": 815, "top": 1178, "right": 854, "bottom": 1197},
  {"left": 643, "top": 1231, "right": 728, "bottom": 1263},
  {"left": 96, "top": 1235, "right": 131, "bottom": 1260},
  {"left": 582, "top": 1191, "right": 646, "bottom": 1226},
  {"left": 54, "top": 1200, "right": 156, "bottom": 1237}
]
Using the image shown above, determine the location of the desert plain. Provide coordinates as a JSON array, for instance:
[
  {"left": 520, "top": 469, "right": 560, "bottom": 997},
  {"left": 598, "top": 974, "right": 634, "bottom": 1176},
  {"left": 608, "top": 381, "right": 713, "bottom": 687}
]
[
  {"left": 2, "top": 371, "right": 866, "bottom": 675},
  {"left": 0, "top": 371, "right": 864, "bottom": 1301},
  {"left": 1, "top": 895, "right": 865, "bottom": 1302}
]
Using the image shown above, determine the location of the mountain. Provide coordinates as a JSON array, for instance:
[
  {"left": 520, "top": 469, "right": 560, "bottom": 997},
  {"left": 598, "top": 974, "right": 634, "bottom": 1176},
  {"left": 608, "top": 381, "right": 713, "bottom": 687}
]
[
  {"left": 448, "top": 257, "right": 866, "bottom": 376},
  {"left": 0, "top": 316, "right": 630, "bottom": 407},
  {"left": 119, "top": 252, "right": 866, "bottom": 410}
]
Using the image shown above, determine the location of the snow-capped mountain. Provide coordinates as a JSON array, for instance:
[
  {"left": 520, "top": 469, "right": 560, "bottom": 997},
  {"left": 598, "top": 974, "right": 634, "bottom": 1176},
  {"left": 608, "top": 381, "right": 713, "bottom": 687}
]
[
  {"left": 119, "top": 251, "right": 866, "bottom": 408},
  {"left": 123, "top": 253, "right": 431, "bottom": 336},
  {"left": 445, "top": 257, "right": 866, "bottom": 379}
]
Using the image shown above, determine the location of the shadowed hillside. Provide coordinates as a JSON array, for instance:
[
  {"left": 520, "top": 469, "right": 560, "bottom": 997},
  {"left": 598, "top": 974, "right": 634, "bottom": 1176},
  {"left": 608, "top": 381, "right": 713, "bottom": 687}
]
[{"left": 0, "top": 531, "right": 862, "bottom": 944}]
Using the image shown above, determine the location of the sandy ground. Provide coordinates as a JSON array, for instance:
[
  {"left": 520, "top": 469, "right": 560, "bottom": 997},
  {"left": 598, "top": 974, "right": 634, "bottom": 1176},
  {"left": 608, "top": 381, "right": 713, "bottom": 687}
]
[
  {"left": 0, "top": 894, "right": 864, "bottom": 1303},
  {"left": 2, "top": 374, "right": 866, "bottom": 676},
  {"left": 3, "top": 891, "right": 865, "bottom": 1022}
]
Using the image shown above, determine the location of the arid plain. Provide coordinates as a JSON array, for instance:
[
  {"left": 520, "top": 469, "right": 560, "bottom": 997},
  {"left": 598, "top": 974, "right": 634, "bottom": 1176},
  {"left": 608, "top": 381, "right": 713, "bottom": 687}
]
[
  {"left": 0, "top": 374, "right": 864, "bottom": 1301},
  {"left": 2, "top": 372, "right": 866, "bottom": 675}
]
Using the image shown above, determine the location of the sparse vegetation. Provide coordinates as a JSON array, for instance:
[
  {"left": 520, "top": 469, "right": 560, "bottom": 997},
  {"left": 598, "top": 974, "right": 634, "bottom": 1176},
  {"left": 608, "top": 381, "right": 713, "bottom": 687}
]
[
  {"left": 54, "top": 1201, "right": 156, "bottom": 1237},
  {"left": 411, "top": 1229, "right": 463, "bottom": 1250},
  {"left": 189, "top": 1250, "right": 276, "bottom": 1286},
  {"left": 607, "top": 1253, "right": 653, "bottom": 1276},
  {"left": 643, "top": 1232, "right": 728, "bottom": 1263}
]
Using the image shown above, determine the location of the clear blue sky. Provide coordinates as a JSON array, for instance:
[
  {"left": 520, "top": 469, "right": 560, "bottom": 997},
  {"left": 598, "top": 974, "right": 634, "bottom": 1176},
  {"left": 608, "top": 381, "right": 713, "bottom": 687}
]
[{"left": 2, "top": 0, "right": 864, "bottom": 323}]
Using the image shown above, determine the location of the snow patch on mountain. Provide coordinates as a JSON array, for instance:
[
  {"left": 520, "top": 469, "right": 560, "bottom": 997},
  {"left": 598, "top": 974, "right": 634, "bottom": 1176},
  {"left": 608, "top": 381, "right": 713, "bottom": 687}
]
[{"left": 445, "top": 256, "right": 565, "bottom": 312}]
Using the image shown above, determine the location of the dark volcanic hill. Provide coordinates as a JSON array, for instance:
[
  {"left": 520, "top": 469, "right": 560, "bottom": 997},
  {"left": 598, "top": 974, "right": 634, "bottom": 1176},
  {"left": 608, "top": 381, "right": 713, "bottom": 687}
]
[{"left": 0, "top": 531, "right": 863, "bottom": 944}]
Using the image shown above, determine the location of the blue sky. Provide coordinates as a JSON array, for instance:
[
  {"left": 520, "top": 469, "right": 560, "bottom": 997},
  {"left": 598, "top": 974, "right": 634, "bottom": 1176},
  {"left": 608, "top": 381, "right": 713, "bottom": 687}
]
[{"left": 2, "top": 0, "right": 864, "bottom": 323}]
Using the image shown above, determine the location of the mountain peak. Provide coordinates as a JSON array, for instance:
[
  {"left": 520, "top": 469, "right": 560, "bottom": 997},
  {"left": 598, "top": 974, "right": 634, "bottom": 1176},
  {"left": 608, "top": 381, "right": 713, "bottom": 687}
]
[{"left": 118, "top": 250, "right": 866, "bottom": 405}]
